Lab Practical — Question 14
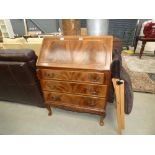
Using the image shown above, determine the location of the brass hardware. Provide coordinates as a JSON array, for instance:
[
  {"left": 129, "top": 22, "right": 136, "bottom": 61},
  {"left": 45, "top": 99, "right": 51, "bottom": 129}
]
[
  {"left": 91, "top": 89, "right": 99, "bottom": 95},
  {"left": 88, "top": 74, "right": 100, "bottom": 82},
  {"left": 93, "top": 75, "right": 100, "bottom": 82},
  {"left": 86, "top": 98, "right": 97, "bottom": 106},
  {"left": 51, "top": 95, "right": 61, "bottom": 101},
  {"left": 47, "top": 94, "right": 61, "bottom": 101},
  {"left": 46, "top": 72, "right": 55, "bottom": 78},
  {"left": 47, "top": 84, "right": 56, "bottom": 90},
  {"left": 87, "top": 87, "right": 99, "bottom": 95}
]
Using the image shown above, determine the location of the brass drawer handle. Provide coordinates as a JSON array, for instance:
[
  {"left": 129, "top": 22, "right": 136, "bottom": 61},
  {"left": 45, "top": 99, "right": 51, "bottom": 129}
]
[
  {"left": 51, "top": 95, "right": 61, "bottom": 101},
  {"left": 47, "top": 84, "right": 56, "bottom": 90},
  {"left": 86, "top": 99, "right": 97, "bottom": 106},
  {"left": 88, "top": 74, "right": 101, "bottom": 82},
  {"left": 47, "top": 94, "right": 61, "bottom": 101},
  {"left": 91, "top": 89, "right": 99, "bottom": 95},
  {"left": 86, "top": 87, "right": 99, "bottom": 95},
  {"left": 46, "top": 72, "right": 55, "bottom": 78}
]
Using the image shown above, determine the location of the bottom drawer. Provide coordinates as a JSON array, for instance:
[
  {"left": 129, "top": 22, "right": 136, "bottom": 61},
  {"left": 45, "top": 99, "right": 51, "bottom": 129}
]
[{"left": 43, "top": 91, "right": 106, "bottom": 109}]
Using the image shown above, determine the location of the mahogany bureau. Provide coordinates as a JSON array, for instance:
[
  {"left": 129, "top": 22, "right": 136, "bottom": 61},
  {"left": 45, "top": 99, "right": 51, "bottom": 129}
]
[{"left": 37, "top": 36, "right": 113, "bottom": 126}]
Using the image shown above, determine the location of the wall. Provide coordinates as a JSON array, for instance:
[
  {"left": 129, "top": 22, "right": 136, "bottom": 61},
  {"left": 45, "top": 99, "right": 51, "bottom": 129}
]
[
  {"left": 10, "top": 19, "right": 139, "bottom": 47},
  {"left": 10, "top": 19, "right": 58, "bottom": 36},
  {"left": 26, "top": 19, "right": 58, "bottom": 33},
  {"left": 77, "top": 19, "right": 138, "bottom": 47},
  {"left": 108, "top": 19, "right": 138, "bottom": 46},
  {"left": 10, "top": 19, "right": 25, "bottom": 36}
]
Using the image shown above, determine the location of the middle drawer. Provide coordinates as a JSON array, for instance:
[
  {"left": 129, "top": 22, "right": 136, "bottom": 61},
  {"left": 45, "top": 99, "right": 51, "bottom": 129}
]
[{"left": 40, "top": 80, "right": 107, "bottom": 97}]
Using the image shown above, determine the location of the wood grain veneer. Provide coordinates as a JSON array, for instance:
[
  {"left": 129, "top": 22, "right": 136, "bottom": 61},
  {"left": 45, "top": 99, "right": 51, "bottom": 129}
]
[
  {"left": 40, "top": 79, "right": 108, "bottom": 97},
  {"left": 37, "top": 36, "right": 113, "bottom": 125}
]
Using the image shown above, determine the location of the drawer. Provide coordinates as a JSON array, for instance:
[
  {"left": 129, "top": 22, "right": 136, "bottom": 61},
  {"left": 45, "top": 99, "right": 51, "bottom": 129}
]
[
  {"left": 41, "top": 80, "right": 107, "bottom": 97},
  {"left": 43, "top": 91, "right": 106, "bottom": 109},
  {"left": 38, "top": 69, "right": 106, "bottom": 84}
]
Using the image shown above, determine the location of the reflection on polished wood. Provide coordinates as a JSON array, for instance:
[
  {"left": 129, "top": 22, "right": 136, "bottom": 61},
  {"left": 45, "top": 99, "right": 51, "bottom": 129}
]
[
  {"left": 37, "top": 36, "right": 112, "bottom": 71},
  {"left": 38, "top": 69, "right": 108, "bottom": 84},
  {"left": 40, "top": 79, "right": 108, "bottom": 97}
]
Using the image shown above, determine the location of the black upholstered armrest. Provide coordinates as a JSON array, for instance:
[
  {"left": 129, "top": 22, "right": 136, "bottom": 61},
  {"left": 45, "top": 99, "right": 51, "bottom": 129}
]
[
  {"left": 0, "top": 49, "right": 37, "bottom": 62},
  {"left": 111, "top": 49, "right": 122, "bottom": 78}
]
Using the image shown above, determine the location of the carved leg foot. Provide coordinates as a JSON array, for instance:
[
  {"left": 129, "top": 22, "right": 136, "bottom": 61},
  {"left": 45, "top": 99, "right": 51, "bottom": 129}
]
[
  {"left": 46, "top": 105, "right": 52, "bottom": 116},
  {"left": 99, "top": 116, "right": 104, "bottom": 126},
  {"left": 139, "top": 41, "right": 146, "bottom": 59},
  {"left": 134, "top": 37, "right": 138, "bottom": 53}
]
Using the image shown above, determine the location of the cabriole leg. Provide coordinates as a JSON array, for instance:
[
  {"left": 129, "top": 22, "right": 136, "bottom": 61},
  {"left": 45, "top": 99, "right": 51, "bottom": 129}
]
[
  {"left": 99, "top": 116, "right": 104, "bottom": 126},
  {"left": 46, "top": 104, "right": 52, "bottom": 116}
]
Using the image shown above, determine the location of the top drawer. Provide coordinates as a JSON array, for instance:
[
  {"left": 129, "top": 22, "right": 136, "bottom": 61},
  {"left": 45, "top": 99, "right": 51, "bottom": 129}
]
[{"left": 38, "top": 69, "right": 108, "bottom": 84}]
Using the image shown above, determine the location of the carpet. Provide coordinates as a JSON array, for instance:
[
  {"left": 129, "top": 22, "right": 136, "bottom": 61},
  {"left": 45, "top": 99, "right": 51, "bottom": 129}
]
[{"left": 122, "top": 53, "right": 155, "bottom": 93}]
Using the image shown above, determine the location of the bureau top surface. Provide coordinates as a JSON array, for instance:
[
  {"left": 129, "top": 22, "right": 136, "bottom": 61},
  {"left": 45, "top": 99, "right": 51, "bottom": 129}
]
[{"left": 37, "top": 36, "right": 113, "bottom": 71}]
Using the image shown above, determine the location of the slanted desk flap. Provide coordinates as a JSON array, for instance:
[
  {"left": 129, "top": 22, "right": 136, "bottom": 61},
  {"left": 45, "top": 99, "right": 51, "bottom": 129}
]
[{"left": 37, "top": 36, "right": 113, "bottom": 71}]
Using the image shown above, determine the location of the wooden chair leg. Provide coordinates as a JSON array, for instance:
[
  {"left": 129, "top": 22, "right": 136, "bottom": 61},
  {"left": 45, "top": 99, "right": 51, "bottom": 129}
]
[
  {"left": 139, "top": 41, "right": 146, "bottom": 59},
  {"left": 112, "top": 78, "right": 125, "bottom": 134},
  {"left": 120, "top": 81, "right": 125, "bottom": 129},
  {"left": 115, "top": 79, "right": 122, "bottom": 134},
  {"left": 134, "top": 37, "right": 138, "bottom": 53}
]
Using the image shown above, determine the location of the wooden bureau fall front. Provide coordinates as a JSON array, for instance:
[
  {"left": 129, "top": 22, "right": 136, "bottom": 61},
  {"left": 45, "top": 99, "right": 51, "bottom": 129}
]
[{"left": 37, "top": 36, "right": 113, "bottom": 126}]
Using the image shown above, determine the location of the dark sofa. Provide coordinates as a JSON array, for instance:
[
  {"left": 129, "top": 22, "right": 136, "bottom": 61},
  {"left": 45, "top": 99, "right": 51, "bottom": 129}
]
[
  {"left": 0, "top": 49, "right": 44, "bottom": 107},
  {"left": 110, "top": 38, "right": 134, "bottom": 114}
]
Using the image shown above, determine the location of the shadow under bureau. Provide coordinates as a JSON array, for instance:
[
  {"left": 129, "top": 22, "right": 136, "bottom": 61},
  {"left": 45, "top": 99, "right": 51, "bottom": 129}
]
[{"left": 37, "top": 36, "right": 113, "bottom": 126}]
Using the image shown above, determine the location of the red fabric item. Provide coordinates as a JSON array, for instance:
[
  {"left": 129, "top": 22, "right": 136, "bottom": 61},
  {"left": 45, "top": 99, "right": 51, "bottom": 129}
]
[{"left": 143, "top": 22, "right": 155, "bottom": 38}]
